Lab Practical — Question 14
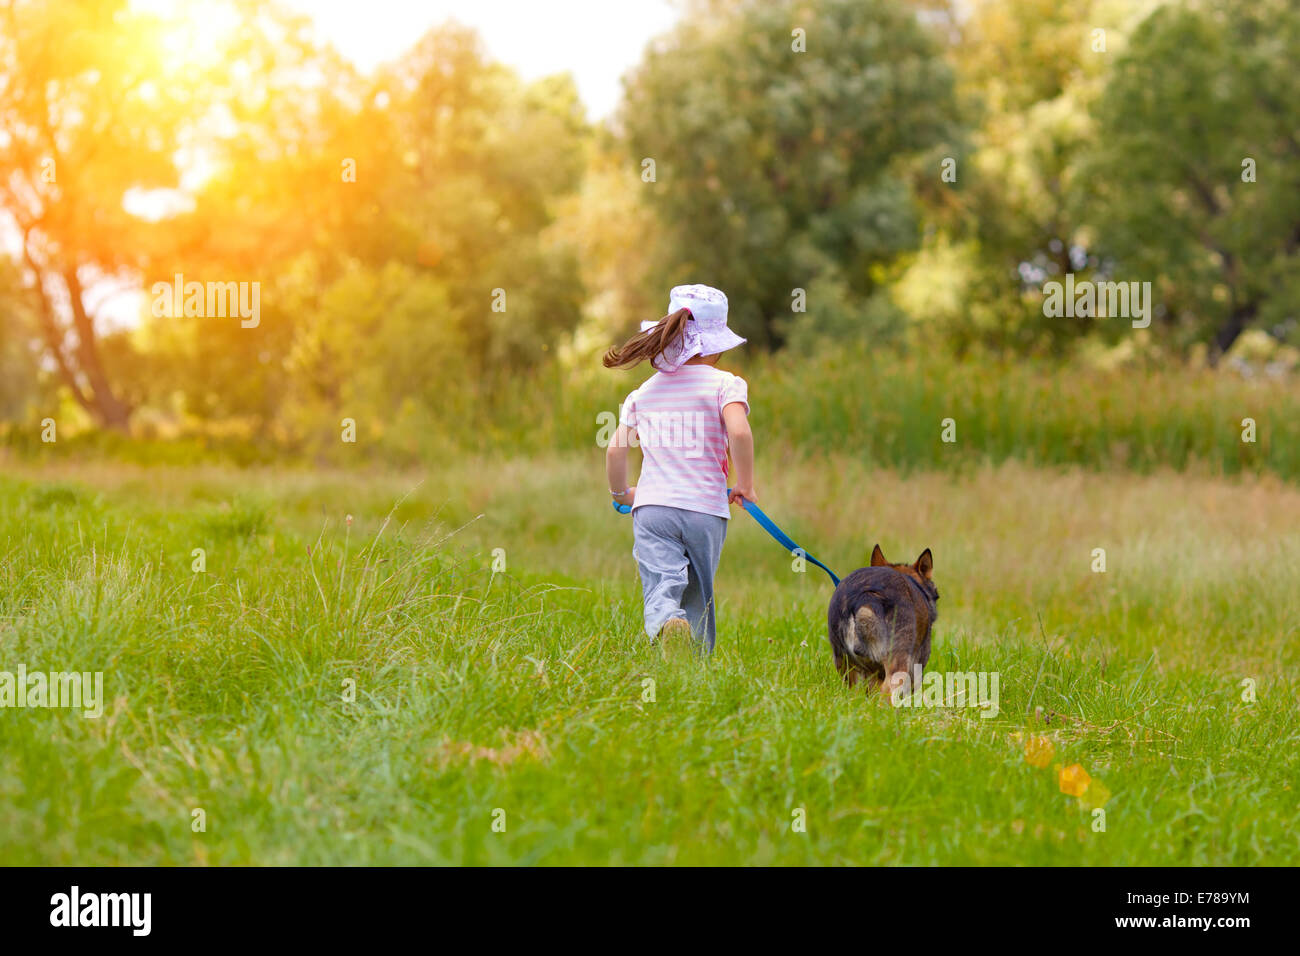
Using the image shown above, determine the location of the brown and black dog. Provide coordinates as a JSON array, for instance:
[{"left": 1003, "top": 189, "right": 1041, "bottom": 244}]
[{"left": 827, "top": 544, "right": 939, "bottom": 698}]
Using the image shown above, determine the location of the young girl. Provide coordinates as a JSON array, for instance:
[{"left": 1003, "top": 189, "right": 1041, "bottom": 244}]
[{"left": 603, "top": 284, "right": 756, "bottom": 654}]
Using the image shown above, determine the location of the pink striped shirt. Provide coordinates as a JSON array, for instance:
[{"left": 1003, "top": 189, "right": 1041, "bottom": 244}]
[{"left": 619, "top": 365, "right": 750, "bottom": 519}]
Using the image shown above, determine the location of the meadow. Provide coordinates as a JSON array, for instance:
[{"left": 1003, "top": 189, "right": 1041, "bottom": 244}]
[
  {"left": 1, "top": 445, "right": 1297, "bottom": 865},
  {"left": 3, "top": 0, "right": 1298, "bottom": 871}
]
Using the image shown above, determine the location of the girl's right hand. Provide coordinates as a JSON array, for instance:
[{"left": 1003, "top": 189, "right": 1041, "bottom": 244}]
[{"left": 728, "top": 485, "right": 757, "bottom": 505}]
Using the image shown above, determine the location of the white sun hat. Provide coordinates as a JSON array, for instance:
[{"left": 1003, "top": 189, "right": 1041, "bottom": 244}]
[{"left": 640, "top": 283, "right": 747, "bottom": 372}]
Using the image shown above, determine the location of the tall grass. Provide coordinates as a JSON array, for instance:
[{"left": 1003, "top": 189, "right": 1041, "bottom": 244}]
[
  {"left": 7, "top": 348, "right": 1298, "bottom": 478},
  {"left": 548, "top": 348, "right": 1300, "bottom": 478}
]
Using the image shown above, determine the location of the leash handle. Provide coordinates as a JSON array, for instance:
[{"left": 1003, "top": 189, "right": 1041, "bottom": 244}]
[{"left": 611, "top": 487, "right": 839, "bottom": 586}]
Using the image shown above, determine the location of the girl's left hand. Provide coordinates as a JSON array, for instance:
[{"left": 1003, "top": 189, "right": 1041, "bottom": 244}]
[
  {"left": 728, "top": 484, "right": 757, "bottom": 505},
  {"left": 613, "top": 485, "right": 636, "bottom": 507}
]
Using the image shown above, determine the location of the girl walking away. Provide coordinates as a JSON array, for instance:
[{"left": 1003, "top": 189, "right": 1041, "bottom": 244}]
[{"left": 603, "top": 284, "right": 756, "bottom": 655}]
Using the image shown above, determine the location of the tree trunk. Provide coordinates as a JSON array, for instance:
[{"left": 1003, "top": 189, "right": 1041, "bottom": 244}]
[
  {"left": 22, "top": 234, "right": 132, "bottom": 430},
  {"left": 62, "top": 267, "right": 132, "bottom": 430},
  {"left": 1209, "top": 302, "right": 1257, "bottom": 365}
]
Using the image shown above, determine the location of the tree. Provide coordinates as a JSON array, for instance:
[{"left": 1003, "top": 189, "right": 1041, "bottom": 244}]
[
  {"left": 920, "top": 0, "right": 1127, "bottom": 356},
  {"left": 125, "top": 0, "right": 374, "bottom": 429},
  {"left": 377, "top": 25, "right": 589, "bottom": 370},
  {"left": 128, "top": 19, "right": 589, "bottom": 436},
  {"left": 0, "top": 0, "right": 199, "bottom": 428},
  {"left": 619, "top": 0, "right": 962, "bottom": 348},
  {"left": 1082, "top": 0, "right": 1300, "bottom": 357}
]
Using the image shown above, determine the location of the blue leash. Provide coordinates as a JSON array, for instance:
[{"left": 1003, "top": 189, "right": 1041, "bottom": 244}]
[{"left": 613, "top": 491, "right": 840, "bottom": 586}]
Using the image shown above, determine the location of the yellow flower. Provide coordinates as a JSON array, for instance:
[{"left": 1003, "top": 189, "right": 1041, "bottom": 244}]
[
  {"left": 1058, "top": 763, "right": 1091, "bottom": 797},
  {"left": 1024, "top": 735, "right": 1054, "bottom": 768}
]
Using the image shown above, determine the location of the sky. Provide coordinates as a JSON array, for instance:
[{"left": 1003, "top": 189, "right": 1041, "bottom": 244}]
[{"left": 278, "top": 0, "right": 683, "bottom": 121}]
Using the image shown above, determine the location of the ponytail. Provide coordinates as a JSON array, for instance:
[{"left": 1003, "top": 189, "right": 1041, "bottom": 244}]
[{"left": 602, "top": 308, "right": 691, "bottom": 369}]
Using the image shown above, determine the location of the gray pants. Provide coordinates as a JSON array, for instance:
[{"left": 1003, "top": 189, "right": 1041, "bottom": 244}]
[{"left": 631, "top": 505, "right": 728, "bottom": 652}]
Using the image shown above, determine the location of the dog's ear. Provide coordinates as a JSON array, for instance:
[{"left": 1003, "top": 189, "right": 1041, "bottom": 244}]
[
  {"left": 914, "top": 548, "right": 934, "bottom": 578},
  {"left": 870, "top": 544, "right": 888, "bottom": 567}
]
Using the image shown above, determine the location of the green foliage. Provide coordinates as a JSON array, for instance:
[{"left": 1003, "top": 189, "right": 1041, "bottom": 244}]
[
  {"left": 1081, "top": 0, "right": 1300, "bottom": 353},
  {"left": 0, "top": 0, "right": 200, "bottom": 427},
  {"left": 75, "top": 14, "right": 588, "bottom": 432},
  {"left": 777, "top": 284, "right": 907, "bottom": 355},
  {"left": 376, "top": 28, "right": 589, "bottom": 370},
  {"left": 919, "top": 0, "right": 1115, "bottom": 356},
  {"left": 621, "top": 0, "right": 962, "bottom": 347}
]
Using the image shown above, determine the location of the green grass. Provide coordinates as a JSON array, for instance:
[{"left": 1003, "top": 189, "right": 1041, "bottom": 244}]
[{"left": 1, "top": 457, "right": 1297, "bottom": 865}]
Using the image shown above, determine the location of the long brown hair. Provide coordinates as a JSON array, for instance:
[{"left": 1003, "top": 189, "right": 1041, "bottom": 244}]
[{"left": 602, "top": 308, "right": 691, "bottom": 369}]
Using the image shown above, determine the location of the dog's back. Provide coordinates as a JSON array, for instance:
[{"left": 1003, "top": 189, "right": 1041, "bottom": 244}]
[{"left": 827, "top": 545, "right": 938, "bottom": 695}]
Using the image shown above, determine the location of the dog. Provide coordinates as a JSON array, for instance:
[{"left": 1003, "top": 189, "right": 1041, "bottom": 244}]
[{"left": 827, "top": 544, "right": 939, "bottom": 698}]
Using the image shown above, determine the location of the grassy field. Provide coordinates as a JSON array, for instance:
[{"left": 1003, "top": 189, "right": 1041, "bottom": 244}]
[{"left": 1, "top": 455, "right": 1298, "bottom": 865}]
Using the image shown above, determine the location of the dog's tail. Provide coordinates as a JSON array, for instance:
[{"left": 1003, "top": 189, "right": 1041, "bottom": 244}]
[{"left": 845, "top": 600, "right": 888, "bottom": 659}]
